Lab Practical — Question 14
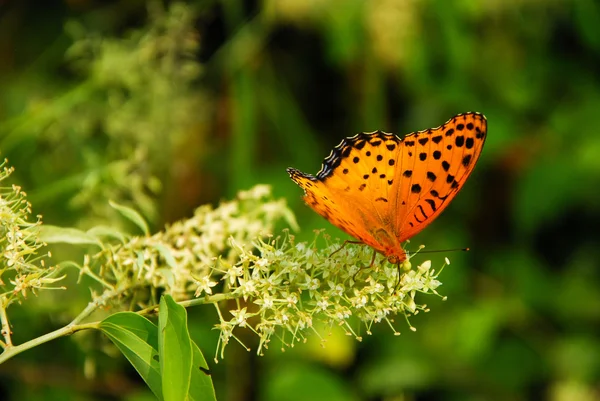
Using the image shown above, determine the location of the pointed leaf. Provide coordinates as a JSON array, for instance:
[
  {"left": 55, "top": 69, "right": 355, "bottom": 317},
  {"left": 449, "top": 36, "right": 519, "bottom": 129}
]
[
  {"left": 159, "top": 295, "right": 193, "bottom": 401},
  {"left": 154, "top": 244, "right": 177, "bottom": 268},
  {"left": 109, "top": 200, "right": 150, "bottom": 236},
  {"left": 99, "top": 312, "right": 162, "bottom": 400},
  {"left": 86, "top": 225, "right": 128, "bottom": 242},
  {"left": 39, "top": 225, "right": 101, "bottom": 246},
  {"left": 188, "top": 340, "right": 217, "bottom": 401}
]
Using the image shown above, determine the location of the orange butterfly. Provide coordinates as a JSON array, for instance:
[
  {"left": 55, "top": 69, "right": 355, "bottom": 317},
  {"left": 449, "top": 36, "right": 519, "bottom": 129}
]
[{"left": 287, "top": 112, "right": 487, "bottom": 264}]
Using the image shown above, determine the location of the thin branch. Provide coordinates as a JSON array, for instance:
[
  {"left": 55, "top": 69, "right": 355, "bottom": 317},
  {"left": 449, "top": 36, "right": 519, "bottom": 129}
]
[
  {"left": 0, "top": 303, "right": 12, "bottom": 348},
  {"left": 0, "top": 321, "right": 99, "bottom": 365},
  {"left": 135, "top": 292, "right": 238, "bottom": 316}
]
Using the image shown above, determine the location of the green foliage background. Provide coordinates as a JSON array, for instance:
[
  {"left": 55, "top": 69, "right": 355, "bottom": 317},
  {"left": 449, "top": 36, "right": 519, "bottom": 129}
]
[{"left": 1, "top": 0, "right": 599, "bottom": 400}]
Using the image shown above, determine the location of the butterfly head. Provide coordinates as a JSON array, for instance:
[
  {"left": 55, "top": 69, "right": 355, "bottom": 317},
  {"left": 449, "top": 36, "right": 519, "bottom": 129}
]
[{"left": 386, "top": 254, "right": 403, "bottom": 265}]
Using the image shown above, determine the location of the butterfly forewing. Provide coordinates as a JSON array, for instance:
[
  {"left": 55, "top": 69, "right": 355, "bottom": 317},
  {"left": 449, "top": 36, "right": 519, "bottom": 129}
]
[{"left": 393, "top": 113, "right": 487, "bottom": 241}]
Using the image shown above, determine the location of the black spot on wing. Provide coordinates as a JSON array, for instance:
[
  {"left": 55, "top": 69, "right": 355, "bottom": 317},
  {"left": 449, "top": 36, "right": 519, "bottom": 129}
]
[
  {"left": 425, "top": 198, "right": 437, "bottom": 211},
  {"left": 462, "top": 154, "right": 472, "bottom": 167}
]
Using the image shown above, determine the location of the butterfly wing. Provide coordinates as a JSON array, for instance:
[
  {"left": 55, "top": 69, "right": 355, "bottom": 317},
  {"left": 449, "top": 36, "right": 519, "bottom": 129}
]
[
  {"left": 287, "top": 131, "right": 405, "bottom": 255},
  {"left": 391, "top": 112, "right": 487, "bottom": 241}
]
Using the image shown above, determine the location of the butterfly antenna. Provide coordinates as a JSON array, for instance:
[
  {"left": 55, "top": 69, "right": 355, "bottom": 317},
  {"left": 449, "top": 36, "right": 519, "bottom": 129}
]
[{"left": 417, "top": 247, "right": 470, "bottom": 255}]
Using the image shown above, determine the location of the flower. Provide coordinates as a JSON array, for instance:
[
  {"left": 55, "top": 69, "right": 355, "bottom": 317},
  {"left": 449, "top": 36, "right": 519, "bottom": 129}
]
[{"left": 194, "top": 275, "right": 217, "bottom": 296}]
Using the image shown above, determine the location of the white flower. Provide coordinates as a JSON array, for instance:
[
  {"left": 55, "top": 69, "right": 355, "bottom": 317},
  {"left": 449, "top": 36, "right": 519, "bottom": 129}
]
[
  {"left": 351, "top": 294, "right": 368, "bottom": 309},
  {"left": 335, "top": 306, "right": 351, "bottom": 320},
  {"left": 230, "top": 307, "right": 249, "bottom": 327},
  {"left": 238, "top": 278, "right": 257, "bottom": 296},
  {"left": 286, "top": 293, "right": 298, "bottom": 306},
  {"left": 328, "top": 282, "right": 344, "bottom": 297},
  {"left": 195, "top": 276, "right": 217, "bottom": 296},
  {"left": 307, "top": 277, "right": 320, "bottom": 291},
  {"left": 366, "top": 282, "right": 384, "bottom": 294},
  {"left": 404, "top": 296, "right": 416, "bottom": 313},
  {"left": 255, "top": 258, "right": 270, "bottom": 268},
  {"left": 224, "top": 265, "right": 244, "bottom": 285},
  {"left": 374, "top": 308, "right": 389, "bottom": 323},
  {"left": 317, "top": 298, "right": 329, "bottom": 311},
  {"left": 257, "top": 294, "right": 274, "bottom": 309},
  {"left": 417, "top": 260, "right": 431, "bottom": 273},
  {"left": 239, "top": 184, "right": 270, "bottom": 200}
]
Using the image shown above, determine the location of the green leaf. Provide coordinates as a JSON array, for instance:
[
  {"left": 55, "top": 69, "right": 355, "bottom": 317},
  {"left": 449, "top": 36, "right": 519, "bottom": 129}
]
[
  {"left": 189, "top": 340, "right": 217, "bottom": 401},
  {"left": 109, "top": 200, "right": 150, "bottom": 236},
  {"left": 157, "top": 268, "right": 176, "bottom": 289},
  {"left": 99, "top": 312, "right": 163, "bottom": 400},
  {"left": 86, "top": 225, "right": 127, "bottom": 242},
  {"left": 39, "top": 225, "right": 101, "bottom": 246},
  {"left": 159, "top": 295, "right": 193, "bottom": 401},
  {"left": 154, "top": 244, "right": 177, "bottom": 268}
]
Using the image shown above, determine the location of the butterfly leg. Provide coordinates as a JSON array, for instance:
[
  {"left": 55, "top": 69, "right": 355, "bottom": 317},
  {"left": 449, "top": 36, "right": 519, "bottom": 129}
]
[
  {"left": 395, "top": 263, "right": 404, "bottom": 289},
  {"left": 329, "top": 240, "right": 364, "bottom": 258},
  {"left": 350, "top": 249, "right": 378, "bottom": 281},
  {"left": 368, "top": 249, "right": 378, "bottom": 268}
]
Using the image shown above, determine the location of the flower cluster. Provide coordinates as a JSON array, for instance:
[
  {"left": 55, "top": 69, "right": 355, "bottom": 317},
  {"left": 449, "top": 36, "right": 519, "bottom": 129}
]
[
  {"left": 87, "top": 185, "right": 298, "bottom": 304},
  {"left": 0, "top": 159, "right": 64, "bottom": 307},
  {"left": 205, "top": 231, "right": 447, "bottom": 360}
]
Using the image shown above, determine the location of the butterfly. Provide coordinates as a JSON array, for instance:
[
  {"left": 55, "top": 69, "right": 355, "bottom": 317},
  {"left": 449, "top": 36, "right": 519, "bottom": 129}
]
[{"left": 287, "top": 112, "right": 487, "bottom": 264}]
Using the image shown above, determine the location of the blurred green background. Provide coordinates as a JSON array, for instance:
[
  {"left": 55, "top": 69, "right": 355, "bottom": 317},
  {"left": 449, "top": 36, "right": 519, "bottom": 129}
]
[{"left": 1, "top": 0, "right": 600, "bottom": 400}]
